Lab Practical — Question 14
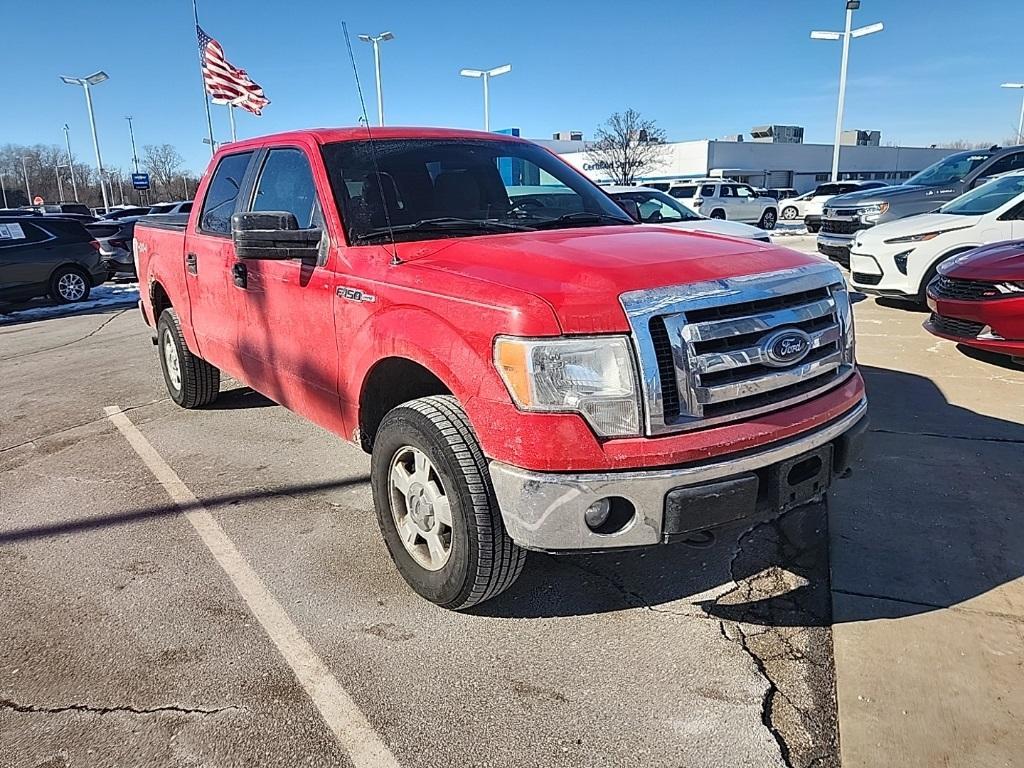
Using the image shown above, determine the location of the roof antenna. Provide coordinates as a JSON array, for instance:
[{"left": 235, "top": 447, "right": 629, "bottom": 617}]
[{"left": 341, "top": 20, "right": 400, "bottom": 265}]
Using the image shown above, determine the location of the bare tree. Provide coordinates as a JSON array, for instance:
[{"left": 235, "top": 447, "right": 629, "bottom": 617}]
[
  {"left": 143, "top": 144, "right": 185, "bottom": 199},
  {"left": 585, "top": 109, "right": 669, "bottom": 185}
]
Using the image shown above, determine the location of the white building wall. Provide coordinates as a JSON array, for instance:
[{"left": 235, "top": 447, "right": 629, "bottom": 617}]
[{"left": 554, "top": 139, "right": 954, "bottom": 192}]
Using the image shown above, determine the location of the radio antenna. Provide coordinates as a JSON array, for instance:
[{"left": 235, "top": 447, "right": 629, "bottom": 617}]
[{"left": 341, "top": 21, "right": 400, "bottom": 265}]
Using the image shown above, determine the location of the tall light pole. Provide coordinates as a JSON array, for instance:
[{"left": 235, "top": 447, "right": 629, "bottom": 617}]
[
  {"left": 460, "top": 64, "right": 512, "bottom": 132},
  {"left": 62, "top": 124, "right": 79, "bottom": 202},
  {"left": 811, "top": 1, "right": 883, "bottom": 181},
  {"left": 60, "top": 71, "right": 111, "bottom": 211},
  {"left": 21, "top": 157, "right": 32, "bottom": 204},
  {"left": 358, "top": 32, "right": 395, "bottom": 126},
  {"left": 55, "top": 166, "right": 66, "bottom": 201},
  {"left": 125, "top": 116, "right": 141, "bottom": 174},
  {"left": 1001, "top": 83, "right": 1024, "bottom": 144},
  {"left": 1, "top": 175, "right": 7, "bottom": 208}
]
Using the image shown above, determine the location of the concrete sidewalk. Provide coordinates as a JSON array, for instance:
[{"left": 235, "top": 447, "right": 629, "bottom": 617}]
[{"left": 829, "top": 296, "right": 1024, "bottom": 767}]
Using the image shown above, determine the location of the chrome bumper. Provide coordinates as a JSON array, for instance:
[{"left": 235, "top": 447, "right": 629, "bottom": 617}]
[{"left": 490, "top": 398, "right": 867, "bottom": 552}]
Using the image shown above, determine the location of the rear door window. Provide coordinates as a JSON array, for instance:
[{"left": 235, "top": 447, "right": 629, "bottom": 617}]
[{"left": 199, "top": 151, "right": 254, "bottom": 234}]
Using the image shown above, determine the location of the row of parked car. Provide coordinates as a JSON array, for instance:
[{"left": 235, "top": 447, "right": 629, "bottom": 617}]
[
  {"left": 808, "top": 146, "right": 1024, "bottom": 365},
  {"left": 0, "top": 200, "right": 192, "bottom": 305}
]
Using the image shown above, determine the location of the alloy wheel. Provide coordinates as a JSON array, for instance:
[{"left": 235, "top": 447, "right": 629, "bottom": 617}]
[{"left": 388, "top": 446, "right": 454, "bottom": 571}]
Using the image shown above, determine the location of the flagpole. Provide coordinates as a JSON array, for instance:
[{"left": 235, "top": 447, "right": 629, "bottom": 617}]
[
  {"left": 228, "top": 104, "right": 237, "bottom": 142},
  {"left": 192, "top": 0, "right": 216, "bottom": 156}
]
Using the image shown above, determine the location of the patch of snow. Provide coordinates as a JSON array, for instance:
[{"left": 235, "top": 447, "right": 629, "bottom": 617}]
[
  {"left": 0, "top": 282, "right": 139, "bottom": 326},
  {"left": 770, "top": 222, "right": 808, "bottom": 236}
]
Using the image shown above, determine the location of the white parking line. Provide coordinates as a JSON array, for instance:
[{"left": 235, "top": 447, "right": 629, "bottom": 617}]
[{"left": 104, "top": 405, "right": 400, "bottom": 768}]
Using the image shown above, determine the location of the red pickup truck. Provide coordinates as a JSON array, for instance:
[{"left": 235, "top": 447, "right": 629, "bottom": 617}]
[{"left": 134, "top": 127, "right": 867, "bottom": 609}]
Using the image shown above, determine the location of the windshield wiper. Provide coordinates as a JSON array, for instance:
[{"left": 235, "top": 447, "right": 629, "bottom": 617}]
[
  {"left": 353, "top": 217, "right": 532, "bottom": 243},
  {"left": 527, "top": 212, "right": 634, "bottom": 230}
]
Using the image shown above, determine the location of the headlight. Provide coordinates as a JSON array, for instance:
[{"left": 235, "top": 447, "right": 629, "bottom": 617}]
[
  {"left": 859, "top": 202, "right": 889, "bottom": 221},
  {"left": 884, "top": 227, "right": 970, "bottom": 244},
  {"left": 494, "top": 336, "right": 641, "bottom": 437}
]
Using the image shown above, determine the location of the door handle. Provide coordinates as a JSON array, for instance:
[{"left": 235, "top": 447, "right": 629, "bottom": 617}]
[
  {"left": 186, "top": 252, "right": 198, "bottom": 275},
  {"left": 232, "top": 262, "right": 247, "bottom": 289}
]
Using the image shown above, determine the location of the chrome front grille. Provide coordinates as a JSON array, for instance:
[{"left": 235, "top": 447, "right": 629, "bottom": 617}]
[{"left": 620, "top": 263, "right": 855, "bottom": 435}]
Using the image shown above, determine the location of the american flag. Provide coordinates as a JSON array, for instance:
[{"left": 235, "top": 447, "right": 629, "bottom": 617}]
[{"left": 197, "top": 25, "right": 270, "bottom": 116}]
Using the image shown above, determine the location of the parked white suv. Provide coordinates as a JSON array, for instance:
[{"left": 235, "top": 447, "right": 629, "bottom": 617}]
[
  {"left": 779, "top": 181, "right": 888, "bottom": 231},
  {"left": 668, "top": 181, "right": 778, "bottom": 229}
]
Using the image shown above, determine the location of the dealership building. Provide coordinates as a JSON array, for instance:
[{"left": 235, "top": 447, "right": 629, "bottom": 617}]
[{"left": 535, "top": 126, "right": 954, "bottom": 192}]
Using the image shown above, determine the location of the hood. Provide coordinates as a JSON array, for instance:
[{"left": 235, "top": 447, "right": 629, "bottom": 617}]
[
  {"left": 827, "top": 184, "right": 925, "bottom": 207},
  {"left": 654, "top": 219, "right": 768, "bottom": 240},
  {"left": 401, "top": 225, "right": 819, "bottom": 333},
  {"left": 938, "top": 239, "right": 1024, "bottom": 281},
  {"left": 854, "top": 212, "right": 974, "bottom": 247}
]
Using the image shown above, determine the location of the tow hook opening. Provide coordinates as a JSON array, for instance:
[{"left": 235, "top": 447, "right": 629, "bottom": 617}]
[{"left": 787, "top": 455, "right": 823, "bottom": 487}]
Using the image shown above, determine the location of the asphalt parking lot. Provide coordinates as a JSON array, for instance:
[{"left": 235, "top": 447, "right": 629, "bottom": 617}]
[{"left": 2, "top": 252, "right": 1022, "bottom": 767}]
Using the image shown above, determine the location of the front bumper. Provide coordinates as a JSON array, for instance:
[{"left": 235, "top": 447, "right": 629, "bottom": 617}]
[
  {"left": 817, "top": 233, "right": 854, "bottom": 266},
  {"left": 925, "top": 291, "right": 1024, "bottom": 357},
  {"left": 489, "top": 398, "right": 867, "bottom": 552}
]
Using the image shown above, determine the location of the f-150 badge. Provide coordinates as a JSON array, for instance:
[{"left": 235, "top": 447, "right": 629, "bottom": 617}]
[{"left": 337, "top": 286, "right": 377, "bottom": 303}]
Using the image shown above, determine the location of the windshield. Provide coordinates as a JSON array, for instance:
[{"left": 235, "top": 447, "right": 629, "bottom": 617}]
[
  {"left": 321, "top": 138, "right": 633, "bottom": 244},
  {"left": 906, "top": 151, "right": 992, "bottom": 187},
  {"left": 939, "top": 173, "right": 1024, "bottom": 216},
  {"left": 611, "top": 189, "right": 702, "bottom": 223}
]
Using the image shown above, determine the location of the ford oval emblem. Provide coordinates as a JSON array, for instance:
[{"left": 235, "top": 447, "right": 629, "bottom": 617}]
[{"left": 761, "top": 328, "right": 812, "bottom": 367}]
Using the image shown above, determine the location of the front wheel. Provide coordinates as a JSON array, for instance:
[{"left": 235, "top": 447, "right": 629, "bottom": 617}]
[
  {"left": 371, "top": 396, "right": 526, "bottom": 610},
  {"left": 759, "top": 209, "right": 778, "bottom": 230},
  {"left": 806, "top": 222, "right": 821, "bottom": 234},
  {"left": 781, "top": 206, "right": 799, "bottom": 220}
]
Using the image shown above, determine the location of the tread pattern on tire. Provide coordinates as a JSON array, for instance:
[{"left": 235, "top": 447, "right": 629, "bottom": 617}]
[
  {"left": 159, "top": 308, "right": 220, "bottom": 408},
  {"left": 397, "top": 395, "right": 526, "bottom": 609}
]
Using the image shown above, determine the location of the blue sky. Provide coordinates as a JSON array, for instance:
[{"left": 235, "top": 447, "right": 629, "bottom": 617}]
[{"left": 2, "top": 0, "right": 1022, "bottom": 173}]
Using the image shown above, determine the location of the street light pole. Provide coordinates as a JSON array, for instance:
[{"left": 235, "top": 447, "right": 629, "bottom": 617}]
[
  {"left": 1000, "top": 83, "right": 1024, "bottom": 144},
  {"left": 358, "top": 32, "right": 395, "bottom": 126},
  {"left": 1, "top": 175, "right": 7, "bottom": 208},
  {"left": 21, "top": 157, "right": 32, "bottom": 203},
  {"left": 63, "top": 124, "right": 79, "bottom": 202},
  {"left": 55, "top": 166, "right": 65, "bottom": 201},
  {"left": 60, "top": 71, "right": 111, "bottom": 211},
  {"left": 811, "top": 2, "right": 883, "bottom": 181},
  {"left": 459, "top": 64, "right": 512, "bottom": 132},
  {"left": 125, "top": 116, "right": 140, "bottom": 174}
]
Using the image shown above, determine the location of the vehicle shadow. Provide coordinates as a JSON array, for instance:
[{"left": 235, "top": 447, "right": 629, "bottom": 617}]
[
  {"left": 874, "top": 295, "right": 929, "bottom": 313},
  {"left": 203, "top": 385, "right": 277, "bottom": 410},
  {"left": 475, "top": 363, "right": 1024, "bottom": 627},
  {"left": 955, "top": 344, "right": 1023, "bottom": 371}
]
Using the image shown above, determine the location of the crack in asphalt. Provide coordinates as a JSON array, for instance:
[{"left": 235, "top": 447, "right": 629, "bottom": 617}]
[
  {"left": 869, "top": 427, "right": 1024, "bottom": 445},
  {"left": 0, "top": 698, "right": 240, "bottom": 717},
  {"left": 720, "top": 621, "right": 794, "bottom": 768},
  {"left": 0, "top": 398, "right": 170, "bottom": 455},
  {"left": 0, "top": 308, "right": 130, "bottom": 362}
]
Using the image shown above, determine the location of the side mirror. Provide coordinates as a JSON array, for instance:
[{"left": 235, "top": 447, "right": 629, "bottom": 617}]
[
  {"left": 231, "top": 211, "right": 322, "bottom": 260},
  {"left": 616, "top": 199, "right": 641, "bottom": 222}
]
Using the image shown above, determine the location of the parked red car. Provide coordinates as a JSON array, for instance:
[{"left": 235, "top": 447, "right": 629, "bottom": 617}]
[{"left": 925, "top": 240, "right": 1024, "bottom": 363}]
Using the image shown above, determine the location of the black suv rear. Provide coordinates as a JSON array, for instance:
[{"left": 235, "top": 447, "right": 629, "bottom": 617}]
[{"left": 0, "top": 217, "right": 108, "bottom": 304}]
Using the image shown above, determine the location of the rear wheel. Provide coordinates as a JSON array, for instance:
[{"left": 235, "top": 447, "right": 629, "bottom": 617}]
[
  {"left": 781, "top": 206, "right": 799, "bottom": 220},
  {"left": 710, "top": 209, "right": 726, "bottom": 220},
  {"left": 759, "top": 208, "right": 778, "bottom": 230},
  {"left": 371, "top": 395, "right": 526, "bottom": 610},
  {"left": 157, "top": 308, "right": 220, "bottom": 408},
  {"left": 49, "top": 266, "right": 90, "bottom": 304}
]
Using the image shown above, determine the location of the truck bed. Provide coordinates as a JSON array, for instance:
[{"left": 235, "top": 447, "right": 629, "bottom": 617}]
[{"left": 134, "top": 213, "right": 190, "bottom": 232}]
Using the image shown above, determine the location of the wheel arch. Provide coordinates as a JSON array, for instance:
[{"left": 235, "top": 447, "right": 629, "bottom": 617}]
[{"left": 357, "top": 357, "right": 454, "bottom": 452}]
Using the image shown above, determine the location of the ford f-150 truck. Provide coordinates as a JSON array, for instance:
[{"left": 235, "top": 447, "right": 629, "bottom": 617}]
[
  {"left": 818, "top": 145, "right": 1024, "bottom": 266},
  {"left": 134, "top": 127, "right": 867, "bottom": 609}
]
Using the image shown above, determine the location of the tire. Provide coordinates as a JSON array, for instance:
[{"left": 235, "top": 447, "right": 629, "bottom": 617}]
[
  {"left": 710, "top": 209, "right": 726, "bottom": 220},
  {"left": 781, "top": 206, "right": 799, "bottom": 220},
  {"left": 806, "top": 222, "right": 821, "bottom": 234},
  {"left": 49, "top": 266, "right": 91, "bottom": 304},
  {"left": 371, "top": 395, "right": 526, "bottom": 610},
  {"left": 759, "top": 208, "right": 778, "bottom": 230},
  {"left": 157, "top": 308, "right": 220, "bottom": 408}
]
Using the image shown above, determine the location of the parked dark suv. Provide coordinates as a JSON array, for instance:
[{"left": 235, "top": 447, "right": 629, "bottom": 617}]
[{"left": 0, "top": 216, "right": 108, "bottom": 304}]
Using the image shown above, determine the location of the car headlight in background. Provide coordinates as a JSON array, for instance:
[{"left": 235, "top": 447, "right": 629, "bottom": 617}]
[
  {"left": 883, "top": 227, "right": 970, "bottom": 244},
  {"left": 859, "top": 202, "right": 889, "bottom": 221},
  {"left": 494, "top": 336, "right": 641, "bottom": 437}
]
